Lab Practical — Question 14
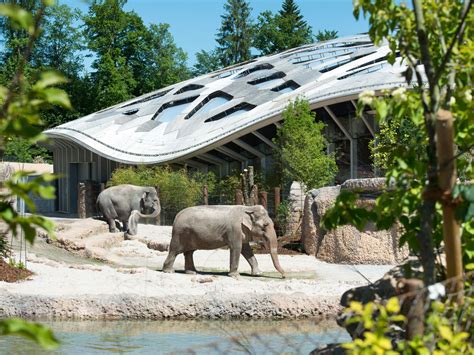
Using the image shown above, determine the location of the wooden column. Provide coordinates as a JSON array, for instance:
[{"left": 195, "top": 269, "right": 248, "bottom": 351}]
[
  {"left": 203, "top": 185, "right": 209, "bottom": 205},
  {"left": 274, "top": 187, "right": 281, "bottom": 213},
  {"left": 436, "top": 109, "right": 463, "bottom": 304},
  {"left": 77, "top": 182, "right": 86, "bottom": 219},
  {"left": 259, "top": 191, "right": 268, "bottom": 210},
  {"left": 235, "top": 189, "right": 243, "bottom": 205}
]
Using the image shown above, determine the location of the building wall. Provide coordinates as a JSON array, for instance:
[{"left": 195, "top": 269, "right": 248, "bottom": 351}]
[{"left": 52, "top": 139, "right": 120, "bottom": 213}]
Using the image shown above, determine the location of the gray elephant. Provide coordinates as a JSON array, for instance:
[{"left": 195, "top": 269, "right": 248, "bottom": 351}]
[
  {"left": 97, "top": 184, "right": 160, "bottom": 233},
  {"left": 163, "top": 205, "right": 285, "bottom": 278}
]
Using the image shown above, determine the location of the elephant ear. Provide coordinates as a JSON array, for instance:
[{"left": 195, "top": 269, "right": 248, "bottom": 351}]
[{"left": 242, "top": 210, "right": 254, "bottom": 231}]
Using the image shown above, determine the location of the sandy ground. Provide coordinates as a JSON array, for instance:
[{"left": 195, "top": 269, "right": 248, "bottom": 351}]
[{"left": 0, "top": 218, "right": 393, "bottom": 320}]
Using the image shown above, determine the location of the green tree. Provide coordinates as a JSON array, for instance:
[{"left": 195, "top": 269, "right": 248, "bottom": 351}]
[
  {"left": 254, "top": 0, "right": 313, "bottom": 55},
  {"left": 84, "top": 0, "right": 190, "bottom": 109},
  {"left": 216, "top": 0, "right": 253, "bottom": 66},
  {"left": 314, "top": 29, "right": 338, "bottom": 42},
  {"left": 84, "top": 0, "right": 136, "bottom": 110},
  {"left": 274, "top": 98, "right": 337, "bottom": 191},
  {"left": 323, "top": 0, "right": 473, "bottom": 285},
  {"left": 135, "top": 23, "right": 190, "bottom": 95},
  {"left": 192, "top": 49, "right": 222, "bottom": 76}
]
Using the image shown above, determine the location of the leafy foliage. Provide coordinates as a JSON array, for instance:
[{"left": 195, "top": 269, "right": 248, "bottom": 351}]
[
  {"left": 215, "top": 0, "right": 254, "bottom": 67},
  {"left": 0, "top": 0, "right": 61, "bottom": 349},
  {"left": 274, "top": 98, "right": 337, "bottom": 192},
  {"left": 0, "top": 318, "right": 59, "bottom": 350},
  {"left": 108, "top": 166, "right": 216, "bottom": 213},
  {"left": 192, "top": 49, "right": 223, "bottom": 76},
  {"left": 343, "top": 295, "right": 473, "bottom": 354},
  {"left": 314, "top": 30, "right": 338, "bottom": 42},
  {"left": 323, "top": 0, "right": 474, "bottom": 283},
  {"left": 254, "top": 0, "right": 313, "bottom": 55}
]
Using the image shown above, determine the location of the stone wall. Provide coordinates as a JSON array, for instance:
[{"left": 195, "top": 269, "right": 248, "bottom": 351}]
[{"left": 301, "top": 178, "right": 409, "bottom": 264}]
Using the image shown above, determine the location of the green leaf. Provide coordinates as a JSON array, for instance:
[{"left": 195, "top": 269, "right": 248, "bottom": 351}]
[
  {"left": 33, "top": 71, "right": 68, "bottom": 90},
  {"left": 0, "top": 318, "right": 59, "bottom": 350},
  {"left": 438, "top": 325, "right": 453, "bottom": 341},
  {"left": 0, "top": 4, "right": 33, "bottom": 33},
  {"left": 41, "top": 88, "right": 71, "bottom": 109},
  {"left": 386, "top": 297, "right": 400, "bottom": 313}
]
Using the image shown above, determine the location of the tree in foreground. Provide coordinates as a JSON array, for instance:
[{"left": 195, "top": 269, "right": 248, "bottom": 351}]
[
  {"left": 215, "top": 0, "right": 253, "bottom": 67},
  {"left": 323, "top": 0, "right": 473, "bottom": 286},
  {"left": 0, "top": 0, "right": 71, "bottom": 349},
  {"left": 274, "top": 98, "right": 337, "bottom": 192}
]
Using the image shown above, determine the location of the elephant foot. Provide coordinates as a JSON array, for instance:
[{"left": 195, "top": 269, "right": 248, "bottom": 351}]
[
  {"left": 228, "top": 271, "right": 241, "bottom": 279},
  {"left": 162, "top": 268, "right": 174, "bottom": 273},
  {"left": 185, "top": 270, "right": 197, "bottom": 275},
  {"left": 109, "top": 228, "right": 118, "bottom": 233},
  {"left": 251, "top": 269, "right": 263, "bottom": 276}
]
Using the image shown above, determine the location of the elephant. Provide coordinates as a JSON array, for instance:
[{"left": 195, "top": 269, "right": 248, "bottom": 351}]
[
  {"left": 97, "top": 184, "right": 161, "bottom": 233},
  {"left": 162, "top": 205, "right": 285, "bottom": 278}
]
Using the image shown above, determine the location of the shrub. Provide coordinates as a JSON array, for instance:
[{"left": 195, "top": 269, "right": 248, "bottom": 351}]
[{"left": 108, "top": 165, "right": 216, "bottom": 213}]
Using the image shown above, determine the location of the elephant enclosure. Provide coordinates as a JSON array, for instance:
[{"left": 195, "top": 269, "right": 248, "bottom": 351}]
[{"left": 0, "top": 216, "right": 393, "bottom": 321}]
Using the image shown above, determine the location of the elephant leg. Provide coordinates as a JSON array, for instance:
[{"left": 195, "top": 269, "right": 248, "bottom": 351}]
[
  {"left": 122, "top": 220, "right": 129, "bottom": 233},
  {"left": 228, "top": 243, "right": 242, "bottom": 278},
  {"left": 241, "top": 243, "right": 262, "bottom": 276},
  {"left": 162, "top": 250, "right": 178, "bottom": 273},
  {"left": 184, "top": 250, "right": 197, "bottom": 275},
  {"left": 107, "top": 218, "right": 118, "bottom": 233}
]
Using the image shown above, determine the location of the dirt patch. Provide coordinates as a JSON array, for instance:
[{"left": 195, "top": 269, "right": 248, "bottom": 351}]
[{"left": 0, "top": 259, "right": 32, "bottom": 282}]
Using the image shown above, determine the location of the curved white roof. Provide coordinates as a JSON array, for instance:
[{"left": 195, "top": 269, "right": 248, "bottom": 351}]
[{"left": 45, "top": 34, "right": 406, "bottom": 164}]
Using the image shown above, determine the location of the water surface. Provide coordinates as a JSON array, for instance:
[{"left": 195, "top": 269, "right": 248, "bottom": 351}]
[{"left": 0, "top": 319, "right": 350, "bottom": 354}]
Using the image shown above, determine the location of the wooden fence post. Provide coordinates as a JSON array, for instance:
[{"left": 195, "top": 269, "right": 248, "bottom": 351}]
[
  {"left": 203, "top": 185, "right": 209, "bottom": 205},
  {"left": 436, "top": 109, "right": 463, "bottom": 304},
  {"left": 274, "top": 187, "right": 281, "bottom": 213},
  {"left": 77, "top": 182, "right": 86, "bottom": 219},
  {"left": 235, "top": 189, "right": 243, "bottom": 205},
  {"left": 398, "top": 279, "right": 425, "bottom": 340},
  {"left": 259, "top": 191, "right": 268, "bottom": 210}
]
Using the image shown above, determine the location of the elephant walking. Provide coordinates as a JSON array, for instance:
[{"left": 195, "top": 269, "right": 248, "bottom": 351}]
[
  {"left": 97, "top": 184, "right": 160, "bottom": 233},
  {"left": 163, "top": 205, "right": 285, "bottom": 278}
]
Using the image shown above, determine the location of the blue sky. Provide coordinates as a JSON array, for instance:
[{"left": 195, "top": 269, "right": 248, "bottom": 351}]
[{"left": 63, "top": 0, "right": 369, "bottom": 66}]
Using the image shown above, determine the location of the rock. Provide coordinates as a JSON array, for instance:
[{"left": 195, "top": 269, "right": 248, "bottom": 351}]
[
  {"left": 341, "top": 177, "right": 387, "bottom": 193},
  {"left": 287, "top": 181, "right": 306, "bottom": 237},
  {"left": 337, "top": 258, "right": 422, "bottom": 339},
  {"left": 301, "top": 179, "right": 408, "bottom": 264}
]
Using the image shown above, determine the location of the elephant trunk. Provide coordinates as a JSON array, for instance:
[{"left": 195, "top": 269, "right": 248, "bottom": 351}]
[
  {"left": 266, "top": 227, "right": 285, "bottom": 278},
  {"left": 136, "top": 201, "right": 161, "bottom": 219}
]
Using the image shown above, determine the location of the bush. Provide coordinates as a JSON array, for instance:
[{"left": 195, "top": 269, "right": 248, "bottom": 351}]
[{"left": 108, "top": 165, "right": 216, "bottom": 213}]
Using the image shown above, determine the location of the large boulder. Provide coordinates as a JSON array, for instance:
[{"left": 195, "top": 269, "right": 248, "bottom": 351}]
[{"left": 301, "top": 179, "right": 409, "bottom": 264}]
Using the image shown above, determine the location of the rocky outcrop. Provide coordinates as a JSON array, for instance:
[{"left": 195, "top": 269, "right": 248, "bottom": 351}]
[{"left": 301, "top": 179, "right": 409, "bottom": 264}]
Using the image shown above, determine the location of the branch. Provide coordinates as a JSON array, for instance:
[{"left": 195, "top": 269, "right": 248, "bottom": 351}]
[
  {"left": 412, "top": 0, "right": 437, "bottom": 90},
  {"left": 433, "top": 0, "right": 473, "bottom": 86}
]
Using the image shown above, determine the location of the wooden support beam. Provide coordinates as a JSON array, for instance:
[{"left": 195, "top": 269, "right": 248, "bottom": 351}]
[
  {"left": 252, "top": 131, "right": 278, "bottom": 149},
  {"left": 233, "top": 139, "right": 265, "bottom": 158},
  {"left": 351, "top": 100, "right": 376, "bottom": 137},
  {"left": 215, "top": 146, "right": 247, "bottom": 162},
  {"left": 324, "top": 106, "right": 357, "bottom": 179}
]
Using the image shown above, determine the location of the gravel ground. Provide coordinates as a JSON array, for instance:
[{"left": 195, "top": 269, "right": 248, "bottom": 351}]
[{"left": 0, "top": 218, "right": 393, "bottom": 320}]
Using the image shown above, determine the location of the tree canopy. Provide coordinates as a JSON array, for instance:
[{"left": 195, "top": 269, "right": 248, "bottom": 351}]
[
  {"left": 254, "top": 0, "right": 314, "bottom": 55},
  {"left": 215, "top": 0, "right": 254, "bottom": 67},
  {"left": 274, "top": 98, "right": 337, "bottom": 191}
]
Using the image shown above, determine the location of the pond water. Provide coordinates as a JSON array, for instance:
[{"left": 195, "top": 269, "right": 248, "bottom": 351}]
[{"left": 0, "top": 319, "right": 350, "bottom": 354}]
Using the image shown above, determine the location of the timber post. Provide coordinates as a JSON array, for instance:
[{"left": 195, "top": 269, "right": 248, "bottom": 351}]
[
  {"left": 203, "top": 185, "right": 209, "bottom": 205},
  {"left": 436, "top": 109, "right": 463, "bottom": 304},
  {"left": 259, "top": 191, "right": 268, "bottom": 210}
]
